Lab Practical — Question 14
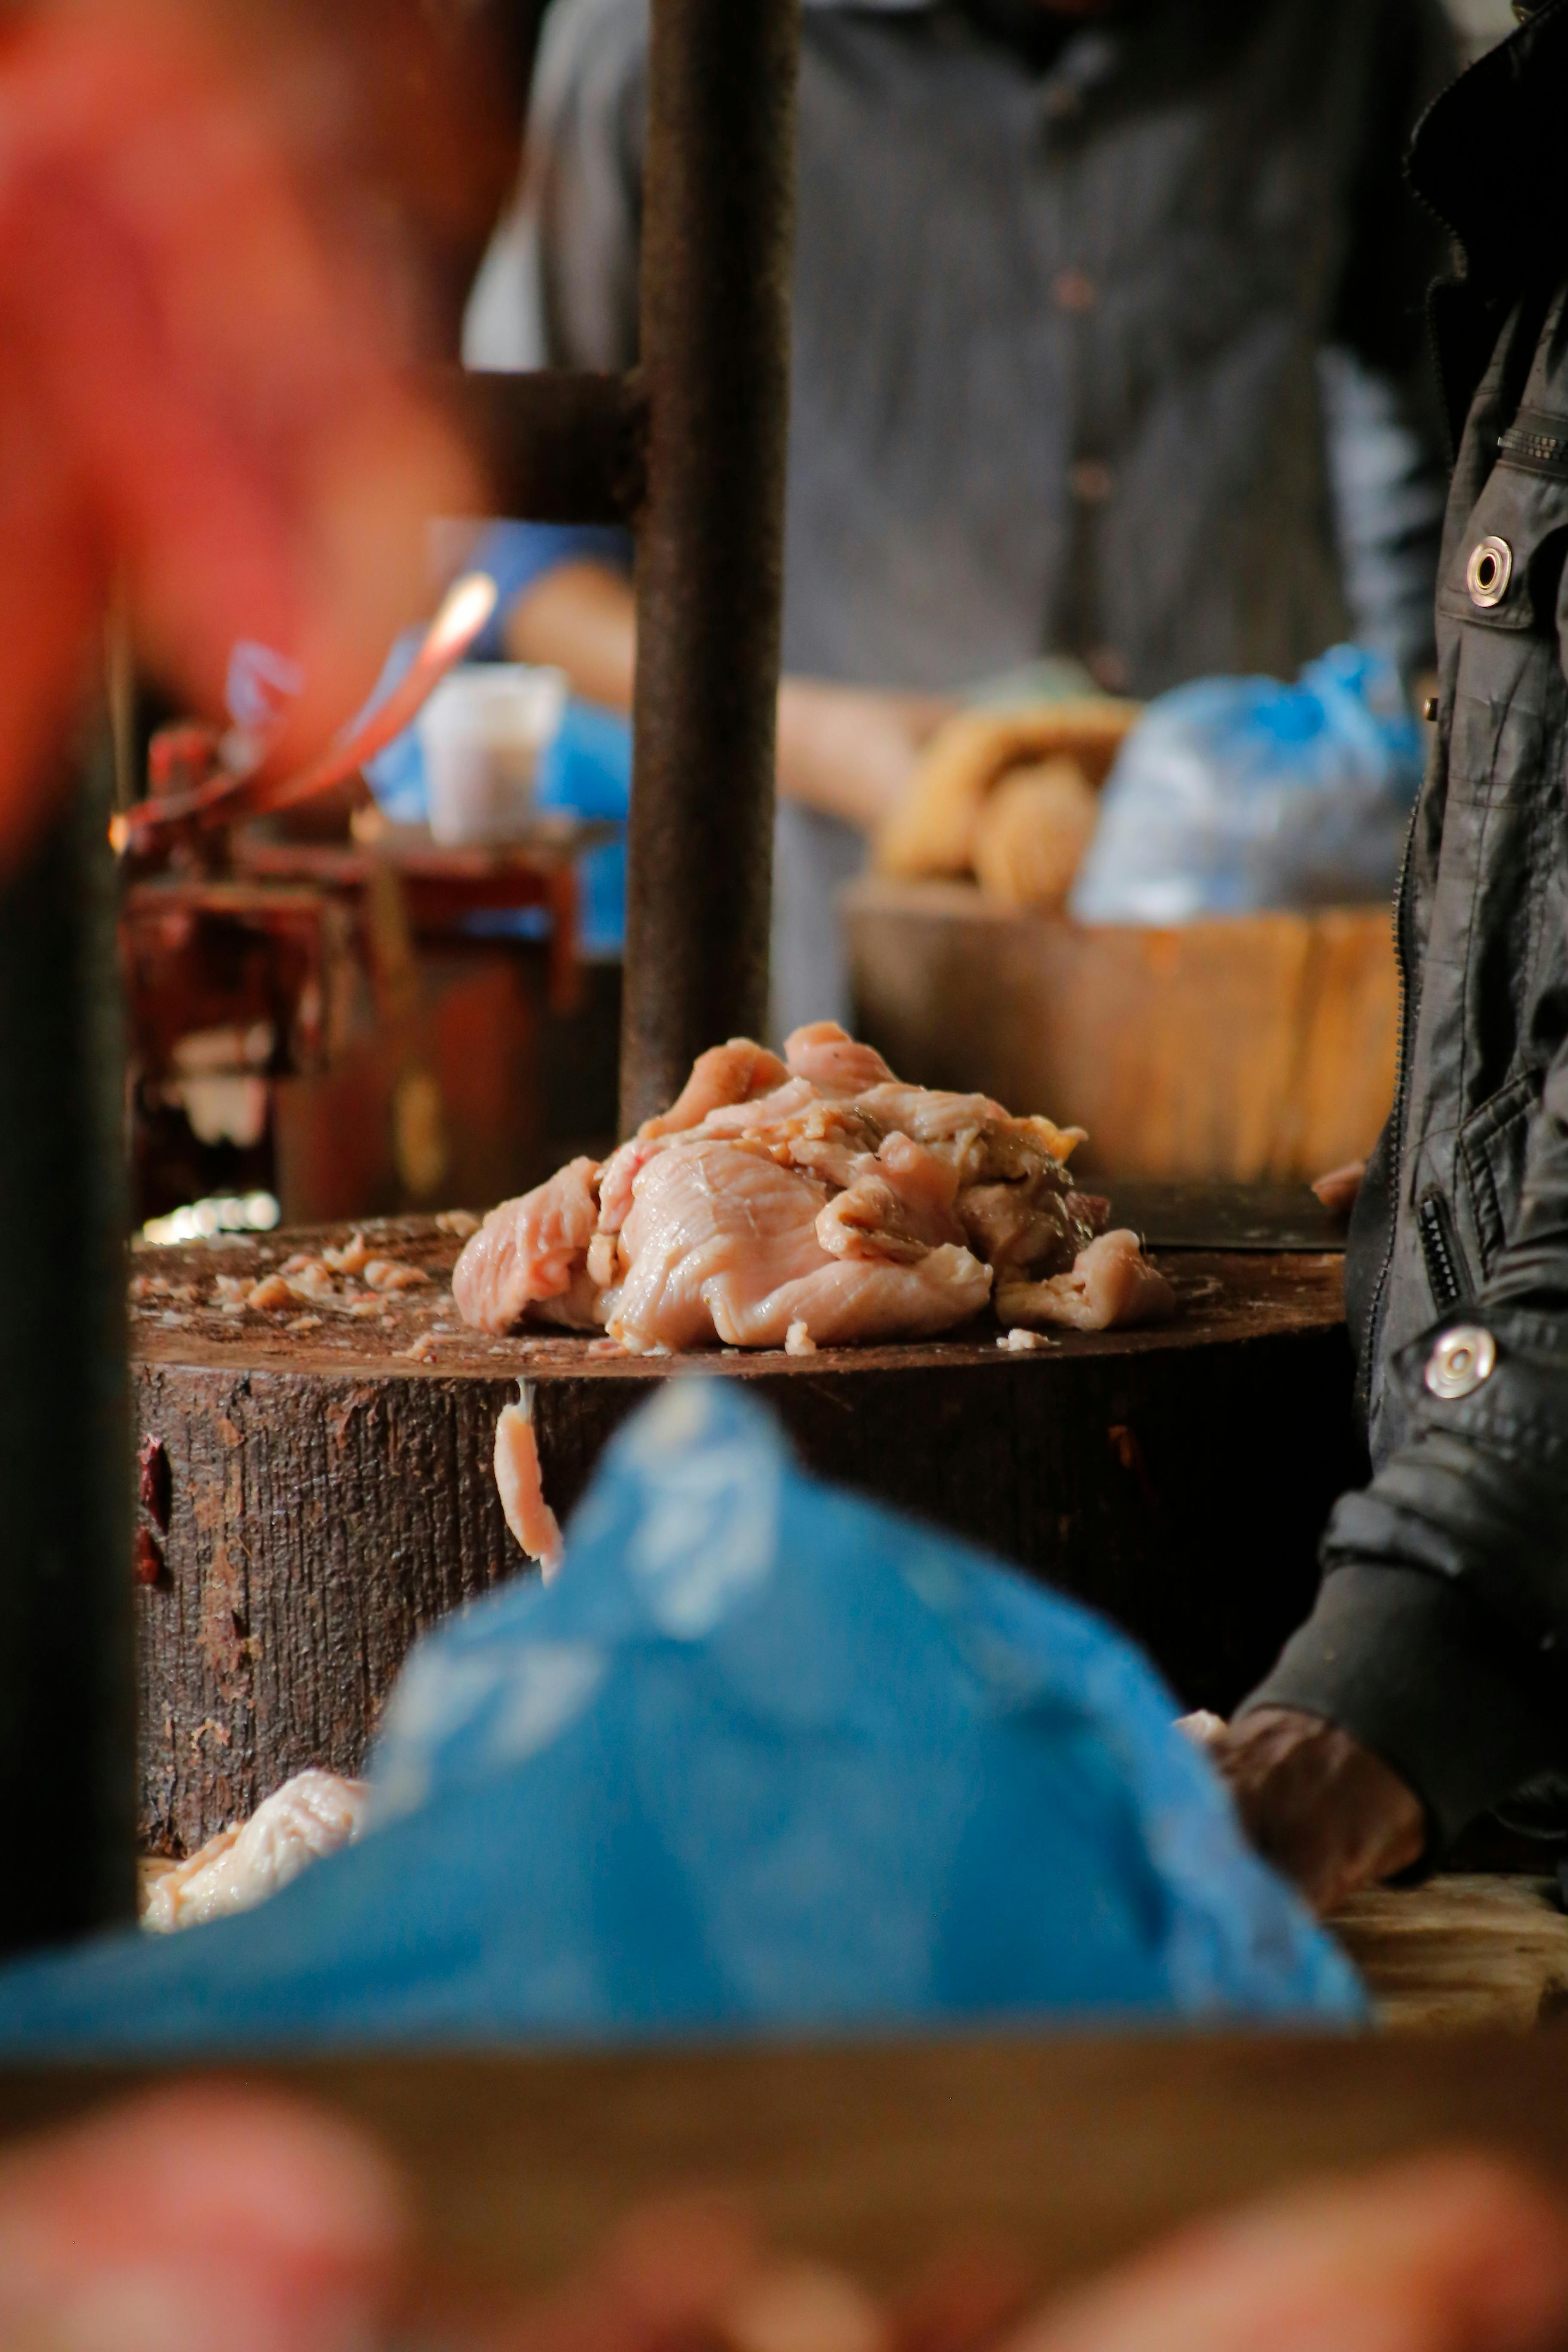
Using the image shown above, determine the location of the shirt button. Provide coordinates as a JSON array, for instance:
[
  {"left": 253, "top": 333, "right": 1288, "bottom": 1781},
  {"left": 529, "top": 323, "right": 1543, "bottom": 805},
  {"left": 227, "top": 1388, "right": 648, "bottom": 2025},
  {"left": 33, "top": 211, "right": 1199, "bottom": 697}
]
[
  {"left": 1086, "top": 646, "right": 1130, "bottom": 693},
  {"left": 1054, "top": 268, "right": 1098, "bottom": 314},
  {"left": 1069, "top": 458, "right": 1114, "bottom": 505},
  {"left": 1424, "top": 1325, "right": 1497, "bottom": 1401},
  {"left": 1422, "top": 695, "right": 1440, "bottom": 723}
]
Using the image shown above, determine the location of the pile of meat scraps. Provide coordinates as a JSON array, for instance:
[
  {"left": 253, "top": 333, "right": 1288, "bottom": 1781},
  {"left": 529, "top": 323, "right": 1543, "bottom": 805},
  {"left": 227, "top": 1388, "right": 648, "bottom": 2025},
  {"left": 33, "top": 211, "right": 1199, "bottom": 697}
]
[
  {"left": 141, "top": 1770, "right": 366, "bottom": 1933},
  {"left": 455, "top": 1023, "right": 1174, "bottom": 1353}
]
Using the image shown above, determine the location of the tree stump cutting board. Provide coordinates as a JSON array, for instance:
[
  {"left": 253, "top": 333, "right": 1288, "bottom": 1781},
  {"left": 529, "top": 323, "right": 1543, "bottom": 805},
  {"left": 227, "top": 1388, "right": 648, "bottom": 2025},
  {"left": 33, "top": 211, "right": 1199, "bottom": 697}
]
[{"left": 129, "top": 1218, "right": 1360, "bottom": 1852}]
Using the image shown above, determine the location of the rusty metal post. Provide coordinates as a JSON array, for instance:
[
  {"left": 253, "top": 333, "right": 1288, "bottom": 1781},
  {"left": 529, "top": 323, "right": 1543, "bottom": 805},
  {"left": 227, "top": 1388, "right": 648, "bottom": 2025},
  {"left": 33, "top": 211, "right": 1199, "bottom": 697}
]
[
  {"left": 0, "top": 744, "right": 137, "bottom": 1956},
  {"left": 619, "top": 0, "right": 802, "bottom": 1130}
]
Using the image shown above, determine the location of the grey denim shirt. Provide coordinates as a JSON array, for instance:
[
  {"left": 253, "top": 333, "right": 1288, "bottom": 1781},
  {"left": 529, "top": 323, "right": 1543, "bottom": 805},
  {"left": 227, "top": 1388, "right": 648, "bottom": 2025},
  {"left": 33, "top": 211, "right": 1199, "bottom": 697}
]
[{"left": 472, "top": 0, "right": 1456, "bottom": 1029}]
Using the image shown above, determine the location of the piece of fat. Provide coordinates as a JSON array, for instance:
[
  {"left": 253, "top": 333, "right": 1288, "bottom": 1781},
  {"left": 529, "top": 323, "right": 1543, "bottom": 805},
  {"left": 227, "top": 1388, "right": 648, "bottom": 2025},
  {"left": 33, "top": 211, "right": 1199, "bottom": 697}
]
[
  {"left": 495, "top": 1385, "right": 565, "bottom": 1578},
  {"left": 141, "top": 1768, "right": 368, "bottom": 1933}
]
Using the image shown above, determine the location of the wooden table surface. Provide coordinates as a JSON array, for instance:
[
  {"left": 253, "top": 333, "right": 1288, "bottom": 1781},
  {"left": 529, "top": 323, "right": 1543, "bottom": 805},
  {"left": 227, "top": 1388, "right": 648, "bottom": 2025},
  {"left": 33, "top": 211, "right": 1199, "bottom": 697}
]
[
  {"left": 1332, "top": 1874, "right": 1568, "bottom": 2035},
  {"left": 4, "top": 2012, "right": 1568, "bottom": 2302}
]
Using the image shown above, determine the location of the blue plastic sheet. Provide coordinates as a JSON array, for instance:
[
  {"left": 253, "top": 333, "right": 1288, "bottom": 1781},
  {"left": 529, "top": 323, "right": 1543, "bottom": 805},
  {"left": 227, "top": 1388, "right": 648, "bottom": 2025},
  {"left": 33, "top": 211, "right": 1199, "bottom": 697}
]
[
  {"left": 1071, "top": 644, "right": 1423, "bottom": 922},
  {"left": 0, "top": 1385, "right": 1363, "bottom": 2054}
]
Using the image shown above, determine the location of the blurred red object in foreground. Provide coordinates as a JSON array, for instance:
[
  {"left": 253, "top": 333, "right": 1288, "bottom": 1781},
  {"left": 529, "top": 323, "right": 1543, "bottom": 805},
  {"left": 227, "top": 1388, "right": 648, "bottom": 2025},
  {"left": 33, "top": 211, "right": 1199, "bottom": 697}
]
[
  {"left": 1017, "top": 2152, "right": 1568, "bottom": 2352},
  {"left": 0, "top": 0, "right": 478, "bottom": 874},
  {"left": 3, "top": 2083, "right": 1568, "bottom": 2352},
  {"left": 0, "top": 2083, "right": 406, "bottom": 2352}
]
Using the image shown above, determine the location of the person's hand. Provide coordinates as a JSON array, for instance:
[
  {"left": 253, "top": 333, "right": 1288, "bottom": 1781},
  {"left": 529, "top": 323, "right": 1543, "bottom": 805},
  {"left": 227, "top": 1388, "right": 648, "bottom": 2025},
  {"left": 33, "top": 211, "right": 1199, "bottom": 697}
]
[
  {"left": 777, "top": 679, "right": 955, "bottom": 833},
  {"left": 1311, "top": 1161, "right": 1366, "bottom": 1218},
  {"left": 506, "top": 561, "right": 640, "bottom": 712},
  {"left": 1213, "top": 1706, "right": 1426, "bottom": 1916},
  {"left": 1009, "top": 2153, "right": 1568, "bottom": 2352}
]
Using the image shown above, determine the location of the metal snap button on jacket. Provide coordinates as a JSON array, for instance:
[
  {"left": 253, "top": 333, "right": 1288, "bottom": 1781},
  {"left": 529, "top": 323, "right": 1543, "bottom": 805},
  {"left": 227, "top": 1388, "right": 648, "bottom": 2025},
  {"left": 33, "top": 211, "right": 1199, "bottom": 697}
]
[
  {"left": 1467, "top": 536, "right": 1513, "bottom": 609},
  {"left": 1425, "top": 1325, "right": 1497, "bottom": 1400}
]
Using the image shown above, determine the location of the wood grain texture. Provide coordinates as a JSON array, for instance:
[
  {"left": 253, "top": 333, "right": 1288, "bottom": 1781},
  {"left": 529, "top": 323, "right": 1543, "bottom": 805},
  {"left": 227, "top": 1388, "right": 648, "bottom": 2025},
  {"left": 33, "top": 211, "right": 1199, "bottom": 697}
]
[
  {"left": 845, "top": 879, "right": 1397, "bottom": 1183},
  {"left": 1332, "top": 1875, "right": 1568, "bottom": 2035},
  {"left": 7, "top": 2025, "right": 1568, "bottom": 2300},
  {"left": 131, "top": 1219, "right": 1360, "bottom": 1850}
]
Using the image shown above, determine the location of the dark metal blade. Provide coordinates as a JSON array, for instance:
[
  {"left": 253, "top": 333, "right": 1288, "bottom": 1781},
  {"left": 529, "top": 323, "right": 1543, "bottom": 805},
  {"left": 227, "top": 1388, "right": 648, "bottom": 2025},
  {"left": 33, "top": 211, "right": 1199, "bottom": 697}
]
[{"left": 1103, "top": 1179, "right": 1350, "bottom": 1253}]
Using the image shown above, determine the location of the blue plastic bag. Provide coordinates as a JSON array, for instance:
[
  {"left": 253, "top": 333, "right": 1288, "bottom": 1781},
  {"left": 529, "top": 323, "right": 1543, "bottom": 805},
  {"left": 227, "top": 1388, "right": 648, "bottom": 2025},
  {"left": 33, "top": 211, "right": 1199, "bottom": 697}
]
[
  {"left": 1070, "top": 644, "right": 1423, "bottom": 923},
  {"left": 0, "top": 1385, "right": 1362, "bottom": 2054}
]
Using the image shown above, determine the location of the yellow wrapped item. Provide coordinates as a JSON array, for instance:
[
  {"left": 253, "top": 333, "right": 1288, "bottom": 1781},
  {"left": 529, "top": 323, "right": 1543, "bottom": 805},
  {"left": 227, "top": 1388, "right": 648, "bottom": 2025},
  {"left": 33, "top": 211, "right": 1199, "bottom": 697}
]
[{"left": 874, "top": 699, "right": 1141, "bottom": 904}]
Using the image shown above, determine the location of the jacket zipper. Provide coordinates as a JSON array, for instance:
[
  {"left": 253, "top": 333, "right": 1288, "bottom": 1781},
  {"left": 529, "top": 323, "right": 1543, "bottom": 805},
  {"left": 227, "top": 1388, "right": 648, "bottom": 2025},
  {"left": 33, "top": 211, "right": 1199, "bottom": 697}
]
[
  {"left": 1358, "top": 18, "right": 1521, "bottom": 1410},
  {"left": 1355, "top": 1, "right": 1564, "bottom": 1410},
  {"left": 1418, "top": 1189, "right": 1468, "bottom": 1312},
  {"left": 1356, "top": 796, "right": 1421, "bottom": 1419},
  {"left": 1360, "top": 33, "right": 1473, "bottom": 1405}
]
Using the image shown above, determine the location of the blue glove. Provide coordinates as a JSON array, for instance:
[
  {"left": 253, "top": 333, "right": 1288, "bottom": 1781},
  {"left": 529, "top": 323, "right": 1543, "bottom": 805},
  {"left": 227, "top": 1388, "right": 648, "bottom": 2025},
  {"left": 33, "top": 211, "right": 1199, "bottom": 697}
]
[{"left": 535, "top": 698, "right": 631, "bottom": 957}]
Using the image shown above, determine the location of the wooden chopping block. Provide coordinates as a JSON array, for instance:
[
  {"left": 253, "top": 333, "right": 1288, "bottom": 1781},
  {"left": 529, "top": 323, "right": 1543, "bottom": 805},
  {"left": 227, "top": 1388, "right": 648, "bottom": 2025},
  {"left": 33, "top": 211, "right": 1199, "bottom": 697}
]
[
  {"left": 845, "top": 877, "right": 1397, "bottom": 1183},
  {"left": 130, "top": 1219, "right": 1360, "bottom": 1852}
]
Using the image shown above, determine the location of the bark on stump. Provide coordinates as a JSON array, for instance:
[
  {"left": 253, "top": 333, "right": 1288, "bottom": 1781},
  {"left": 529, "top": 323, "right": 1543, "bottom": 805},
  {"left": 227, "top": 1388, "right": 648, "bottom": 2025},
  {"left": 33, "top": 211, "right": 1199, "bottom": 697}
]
[{"left": 130, "top": 1218, "right": 1358, "bottom": 1851}]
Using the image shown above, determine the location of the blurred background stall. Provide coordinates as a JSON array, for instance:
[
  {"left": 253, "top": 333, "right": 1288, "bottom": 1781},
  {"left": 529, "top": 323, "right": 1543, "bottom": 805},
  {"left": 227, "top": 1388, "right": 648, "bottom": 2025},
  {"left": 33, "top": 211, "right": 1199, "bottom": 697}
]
[
  {"left": 12, "top": 0, "right": 1568, "bottom": 2276},
  {"left": 107, "top": 0, "right": 1529, "bottom": 1240}
]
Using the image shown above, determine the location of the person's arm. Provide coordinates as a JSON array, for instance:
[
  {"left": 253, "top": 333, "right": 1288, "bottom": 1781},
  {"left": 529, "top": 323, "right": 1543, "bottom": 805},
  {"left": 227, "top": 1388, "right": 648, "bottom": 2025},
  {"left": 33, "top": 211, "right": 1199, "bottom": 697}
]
[
  {"left": 507, "top": 560, "right": 954, "bottom": 831},
  {"left": 1223, "top": 1043, "right": 1568, "bottom": 1912},
  {"left": 505, "top": 555, "right": 637, "bottom": 707}
]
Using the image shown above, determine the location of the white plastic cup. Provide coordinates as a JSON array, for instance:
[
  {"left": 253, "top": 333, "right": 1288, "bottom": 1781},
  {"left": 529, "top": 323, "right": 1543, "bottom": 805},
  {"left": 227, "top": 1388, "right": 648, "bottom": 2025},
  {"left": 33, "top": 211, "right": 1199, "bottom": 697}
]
[{"left": 418, "top": 664, "right": 568, "bottom": 845}]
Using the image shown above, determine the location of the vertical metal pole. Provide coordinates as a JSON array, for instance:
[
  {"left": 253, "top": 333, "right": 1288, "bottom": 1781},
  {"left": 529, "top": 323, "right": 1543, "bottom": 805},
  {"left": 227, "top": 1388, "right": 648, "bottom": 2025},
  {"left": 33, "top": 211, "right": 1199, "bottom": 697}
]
[
  {"left": 0, "top": 744, "right": 137, "bottom": 1955},
  {"left": 619, "top": 0, "right": 802, "bottom": 1130}
]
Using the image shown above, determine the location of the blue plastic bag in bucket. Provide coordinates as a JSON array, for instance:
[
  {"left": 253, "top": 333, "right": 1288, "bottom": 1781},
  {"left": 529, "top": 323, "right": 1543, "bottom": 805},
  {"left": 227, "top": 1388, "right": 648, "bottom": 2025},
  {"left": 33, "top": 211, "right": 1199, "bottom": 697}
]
[{"left": 1071, "top": 645, "right": 1423, "bottom": 923}]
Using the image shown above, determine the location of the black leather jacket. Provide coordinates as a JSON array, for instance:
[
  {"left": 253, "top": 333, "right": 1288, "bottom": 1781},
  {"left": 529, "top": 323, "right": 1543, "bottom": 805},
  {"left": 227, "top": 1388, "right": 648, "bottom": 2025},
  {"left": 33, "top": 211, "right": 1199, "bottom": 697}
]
[{"left": 1246, "top": 0, "right": 1568, "bottom": 1852}]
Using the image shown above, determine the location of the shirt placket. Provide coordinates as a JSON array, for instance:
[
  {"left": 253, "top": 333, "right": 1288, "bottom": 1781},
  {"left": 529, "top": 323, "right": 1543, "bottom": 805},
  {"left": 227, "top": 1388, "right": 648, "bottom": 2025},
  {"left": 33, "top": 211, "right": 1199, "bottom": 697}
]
[{"left": 1036, "top": 31, "right": 1127, "bottom": 690}]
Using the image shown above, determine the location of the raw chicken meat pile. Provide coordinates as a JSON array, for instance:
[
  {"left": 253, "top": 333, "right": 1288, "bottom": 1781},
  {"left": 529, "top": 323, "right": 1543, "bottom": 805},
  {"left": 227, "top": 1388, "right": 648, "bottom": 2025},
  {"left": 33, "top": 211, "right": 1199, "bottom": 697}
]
[{"left": 455, "top": 1023, "right": 1175, "bottom": 1354}]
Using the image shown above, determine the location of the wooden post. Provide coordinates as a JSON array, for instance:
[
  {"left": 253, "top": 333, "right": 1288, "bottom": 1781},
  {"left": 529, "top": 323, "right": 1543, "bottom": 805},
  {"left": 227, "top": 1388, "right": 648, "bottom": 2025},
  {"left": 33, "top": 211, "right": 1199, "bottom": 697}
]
[{"left": 619, "top": 0, "right": 802, "bottom": 1129}]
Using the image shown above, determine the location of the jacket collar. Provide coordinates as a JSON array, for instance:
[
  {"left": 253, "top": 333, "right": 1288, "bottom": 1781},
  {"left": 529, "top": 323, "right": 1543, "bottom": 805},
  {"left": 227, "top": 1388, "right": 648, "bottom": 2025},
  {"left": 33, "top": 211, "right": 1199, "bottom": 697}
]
[{"left": 1410, "top": 0, "right": 1568, "bottom": 296}]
